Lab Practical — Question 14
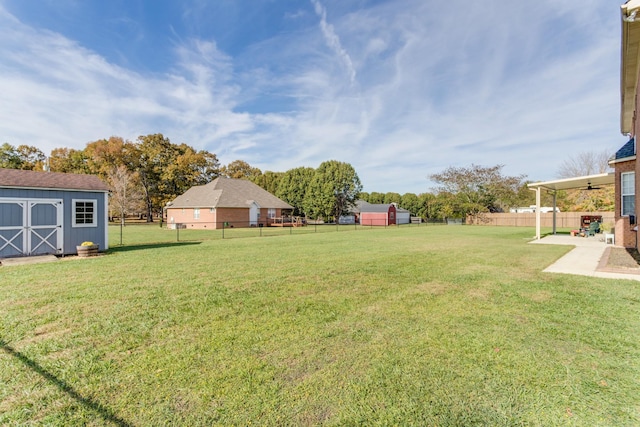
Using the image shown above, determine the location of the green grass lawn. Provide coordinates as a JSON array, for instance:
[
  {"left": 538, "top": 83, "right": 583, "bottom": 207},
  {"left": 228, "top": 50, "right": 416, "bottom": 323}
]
[{"left": 1, "top": 226, "right": 639, "bottom": 426}]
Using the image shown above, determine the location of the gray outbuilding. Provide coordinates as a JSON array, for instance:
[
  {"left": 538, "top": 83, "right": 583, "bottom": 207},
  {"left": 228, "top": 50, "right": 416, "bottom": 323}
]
[{"left": 0, "top": 168, "right": 110, "bottom": 257}]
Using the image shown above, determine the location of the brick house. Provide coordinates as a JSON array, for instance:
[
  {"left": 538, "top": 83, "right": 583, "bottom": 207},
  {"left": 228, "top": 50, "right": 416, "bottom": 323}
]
[
  {"left": 616, "top": 1, "right": 640, "bottom": 248},
  {"left": 165, "top": 177, "right": 293, "bottom": 229},
  {"left": 609, "top": 138, "right": 636, "bottom": 247}
]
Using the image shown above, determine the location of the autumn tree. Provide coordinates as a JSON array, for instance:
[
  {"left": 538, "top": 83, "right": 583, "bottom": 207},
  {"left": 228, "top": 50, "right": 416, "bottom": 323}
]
[
  {"left": 429, "top": 164, "right": 525, "bottom": 220},
  {"left": 84, "top": 136, "right": 131, "bottom": 178},
  {"left": 303, "top": 160, "right": 362, "bottom": 221},
  {"left": 556, "top": 150, "right": 614, "bottom": 212},
  {"left": 49, "top": 147, "right": 90, "bottom": 174},
  {"left": 220, "top": 160, "right": 262, "bottom": 180},
  {"left": 130, "top": 134, "right": 220, "bottom": 221},
  {"left": 0, "top": 143, "right": 46, "bottom": 170}
]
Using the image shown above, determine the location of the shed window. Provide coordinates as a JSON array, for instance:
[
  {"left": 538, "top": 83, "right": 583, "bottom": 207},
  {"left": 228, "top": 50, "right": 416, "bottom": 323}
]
[
  {"left": 622, "top": 172, "right": 635, "bottom": 216},
  {"left": 72, "top": 199, "right": 97, "bottom": 227}
]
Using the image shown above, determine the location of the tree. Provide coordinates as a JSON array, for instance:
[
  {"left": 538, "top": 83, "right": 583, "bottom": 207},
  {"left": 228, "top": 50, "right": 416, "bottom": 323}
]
[
  {"left": 133, "top": 134, "right": 179, "bottom": 221},
  {"left": 556, "top": 150, "right": 614, "bottom": 212},
  {"left": 252, "top": 171, "right": 284, "bottom": 195},
  {"left": 132, "top": 134, "right": 221, "bottom": 221},
  {"left": 84, "top": 136, "right": 131, "bottom": 178},
  {"left": 48, "top": 147, "right": 90, "bottom": 174},
  {"left": 400, "top": 193, "right": 420, "bottom": 215},
  {"left": 383, "top": 192, "right": 402, "bottom": 205},
  {"left": 429, "top": 164, "right": 525, "bottom": 219},
  {"left": 0, "top": 143, "right": 23, "bottom": 169},
  {"left": 557, "top": 150, "right": 612, "bottom": 178},
  {"left": 276, "top": 167, "right": 316, "bottom": 216},
  {"left": 220, "top": 160, "right": 262, "bottom": 180},
  {"left": 106, "top": 165, "right": 145, "bottom": 224},
  {"left": 0, "top": 143, "right": 45, "bottom": 170},
  {"left": 303, "top": 160, "right": 362, "bottom": 221},
  {"left": 418, "top": 192, "right": 438, "bottom": 220},
  {"left": 368, "top": 192, "right": 385, "bottom": 204}
]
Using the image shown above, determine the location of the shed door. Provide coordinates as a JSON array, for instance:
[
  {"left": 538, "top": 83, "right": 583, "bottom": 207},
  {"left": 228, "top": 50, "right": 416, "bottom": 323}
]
[{"left": 0, "top": 198, "right": 63, "bottom": 257}]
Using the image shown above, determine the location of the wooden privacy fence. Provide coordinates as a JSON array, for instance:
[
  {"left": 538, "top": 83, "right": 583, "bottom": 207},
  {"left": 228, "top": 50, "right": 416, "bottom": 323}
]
[{"left": 467, "top": 212, "right": 615, "bottom": 228}]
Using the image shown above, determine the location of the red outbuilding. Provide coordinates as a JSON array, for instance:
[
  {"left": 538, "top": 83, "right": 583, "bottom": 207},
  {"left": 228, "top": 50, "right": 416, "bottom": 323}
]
[{"left": 357, "top": 201, "right": 397, "bottom": 226}]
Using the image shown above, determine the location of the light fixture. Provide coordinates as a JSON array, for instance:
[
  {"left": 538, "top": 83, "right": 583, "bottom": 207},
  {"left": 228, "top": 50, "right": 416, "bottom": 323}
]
[{"left": 624, "top": 9, "right": 637, "bottom": 22}]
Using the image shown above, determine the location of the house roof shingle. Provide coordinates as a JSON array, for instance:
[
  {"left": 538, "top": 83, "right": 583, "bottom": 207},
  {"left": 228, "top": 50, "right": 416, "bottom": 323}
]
[
  {"left": 168, "top": 177, "right": 293, "bottom": 209},
  {"left": 614, "top": 137, "right": 635, "bottom": 160},
  {"left": 0, "top": 168, "right": 110, "bottom": 192}
]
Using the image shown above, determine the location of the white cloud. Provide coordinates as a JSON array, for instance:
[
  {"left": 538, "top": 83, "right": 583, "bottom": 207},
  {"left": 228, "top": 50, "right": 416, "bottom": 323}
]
[
  {"left": 0, "top": 1, "right": 626, "bottom": 194},
  {"left": 310, "top": 0, "right": 356, "bottom": 85}
]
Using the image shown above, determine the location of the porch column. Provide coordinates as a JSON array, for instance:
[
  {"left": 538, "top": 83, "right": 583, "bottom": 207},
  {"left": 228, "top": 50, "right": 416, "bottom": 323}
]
[{"left": 530, "top": 186, "right": 541, "bottom": 239}]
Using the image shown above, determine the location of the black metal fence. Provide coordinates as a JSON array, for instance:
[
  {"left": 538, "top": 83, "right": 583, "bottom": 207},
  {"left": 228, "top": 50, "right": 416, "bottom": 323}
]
[{"left": 108, "top": 219, "right": 445, "bottom": 246}]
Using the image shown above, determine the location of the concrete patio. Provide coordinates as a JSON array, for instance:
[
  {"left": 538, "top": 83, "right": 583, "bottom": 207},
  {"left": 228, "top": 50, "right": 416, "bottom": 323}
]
[{"left": 529, "top": 234, "right": 640, "bottom": 281}]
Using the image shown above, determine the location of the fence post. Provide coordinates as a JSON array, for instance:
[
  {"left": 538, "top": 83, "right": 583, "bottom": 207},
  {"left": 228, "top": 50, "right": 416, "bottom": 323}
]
[
  {"left": 222, "top": 222, "right": 225, "bottom": 239},
  {"left": 177, "top": 225, "right": 180, "bottom": 242}
]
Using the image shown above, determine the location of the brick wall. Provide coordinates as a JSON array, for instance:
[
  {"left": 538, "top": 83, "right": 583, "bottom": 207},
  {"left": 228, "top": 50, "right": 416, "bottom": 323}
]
[{"left": 617, "top": 158, "right": 637, "bottom": 247}]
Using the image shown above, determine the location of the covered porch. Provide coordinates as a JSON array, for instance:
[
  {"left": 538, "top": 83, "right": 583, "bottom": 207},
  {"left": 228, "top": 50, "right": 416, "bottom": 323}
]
[{"left": 527, "top": 172, "right": 615, "bottom": 240}]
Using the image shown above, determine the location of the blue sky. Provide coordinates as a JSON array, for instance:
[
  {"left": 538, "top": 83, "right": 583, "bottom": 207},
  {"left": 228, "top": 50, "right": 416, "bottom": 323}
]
[{"left": 0, "top": 0, "right": 628, "bottom": 193}]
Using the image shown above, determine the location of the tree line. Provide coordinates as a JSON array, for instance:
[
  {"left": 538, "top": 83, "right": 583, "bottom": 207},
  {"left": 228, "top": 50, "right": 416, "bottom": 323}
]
[
  {"left": 1, "top": 139, "right": 614, "bottom": 222},
  {"left": 0, "top": 137, "right": 363, "bottom": 222}
]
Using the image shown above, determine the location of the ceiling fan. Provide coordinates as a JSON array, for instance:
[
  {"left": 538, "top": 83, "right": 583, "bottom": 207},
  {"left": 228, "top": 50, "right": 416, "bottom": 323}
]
[{"left": 583, "top": 182, "right": 601, "bottom": 190}]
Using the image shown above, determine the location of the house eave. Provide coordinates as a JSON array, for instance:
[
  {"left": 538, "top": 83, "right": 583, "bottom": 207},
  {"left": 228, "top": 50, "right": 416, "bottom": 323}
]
[
  {"left": 0, "top": 184, "right": 109, "bottom": 193},
  {"left": 621, "top": 1, "right": 640, "bottom": 134},
  {"left": 609, "top": 155, "right": 637, "bottom": 165}
]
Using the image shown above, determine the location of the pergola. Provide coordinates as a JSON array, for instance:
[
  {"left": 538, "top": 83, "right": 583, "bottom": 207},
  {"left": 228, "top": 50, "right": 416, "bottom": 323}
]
[{"left": 527, "top": 172, "right": 615, "bottom": 239}]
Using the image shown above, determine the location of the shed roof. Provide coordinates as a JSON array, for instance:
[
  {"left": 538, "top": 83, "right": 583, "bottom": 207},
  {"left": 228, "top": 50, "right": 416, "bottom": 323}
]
[
  {"left": 356, "top": 200, "right": 409, "bottom": 214},
  {"left": 168, "top": 177, "right": 293, "bottom": 209},
  {"left": 0, "top": 168, "right": 110, "bottom": 192}
]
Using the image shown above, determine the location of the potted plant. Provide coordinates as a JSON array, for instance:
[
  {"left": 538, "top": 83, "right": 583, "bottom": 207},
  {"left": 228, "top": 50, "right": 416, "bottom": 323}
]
[{"left": 76, "top": 241, "right": 99, "bottom": 257}]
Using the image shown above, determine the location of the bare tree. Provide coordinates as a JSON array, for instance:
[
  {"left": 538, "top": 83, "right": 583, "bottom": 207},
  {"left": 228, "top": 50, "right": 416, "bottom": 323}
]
[
  {"left": 107, "top": 166, "right": 145, "bottom": 225},
  {"left": 557, "top": 150, "right": 612, "bottom": 178}
]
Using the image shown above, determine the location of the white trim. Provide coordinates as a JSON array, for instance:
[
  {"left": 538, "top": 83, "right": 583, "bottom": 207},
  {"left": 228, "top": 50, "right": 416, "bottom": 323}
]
[
  {"left": 622, "top": 171, "right": 635, "bottom": 216},
  {"left": 609, "top": 155, "right": 636, "bottom": 165},
  {"left": 103, "top": 192, "right": 109, "bottom": 250},
  {"left": 72, "top": 198, "right": 98, "bottom": 228},
  {"left": 0, "top": 197, "right": 63, "bottom": 255}
]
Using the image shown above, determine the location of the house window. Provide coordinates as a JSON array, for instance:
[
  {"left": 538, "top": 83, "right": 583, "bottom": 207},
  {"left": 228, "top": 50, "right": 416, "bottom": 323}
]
[
  {"left": 622, "top": 172, "right": 635, "bottom": 216},
  {"left": 268, "top": 208, "right": 276, "bottom": 219},
  {"left": 72, "top": 199, "right": 97, "bottom": 227},
  {"left": 194, "top": 208, "right": 200, "bottom": 219}
]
